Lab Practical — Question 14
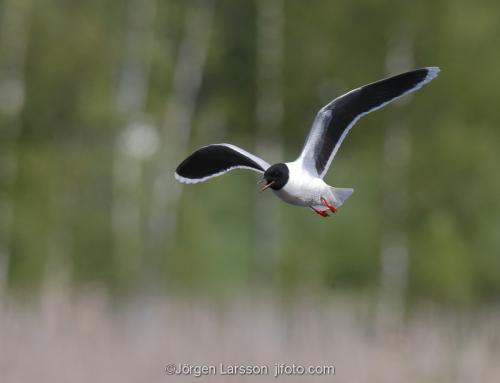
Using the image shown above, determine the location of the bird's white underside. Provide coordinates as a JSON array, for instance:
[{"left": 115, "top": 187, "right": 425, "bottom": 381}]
[{"left": 272, "top": 161, "right": 353, "bottom": 209}]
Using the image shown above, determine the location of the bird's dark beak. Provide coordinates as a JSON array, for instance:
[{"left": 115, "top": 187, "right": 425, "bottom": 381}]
[{"left": 260, "top": 180, "right": 275, "bottom": 192}]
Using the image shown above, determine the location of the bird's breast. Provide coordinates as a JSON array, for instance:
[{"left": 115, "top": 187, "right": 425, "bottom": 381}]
[{"left": 272, "top": 170, "right": 327, "bottom": 207}]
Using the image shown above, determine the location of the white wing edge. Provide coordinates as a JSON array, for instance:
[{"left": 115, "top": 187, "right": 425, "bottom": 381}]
[{"left": 175, "top": 165, "right": 266, "bottom": 184}]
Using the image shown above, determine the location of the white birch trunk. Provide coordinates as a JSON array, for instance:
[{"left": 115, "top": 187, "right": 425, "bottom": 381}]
[
  {"left": 147, "top": 1, "right": 213, "bottom": 272},
  {"left": 0, "top": 0, "right": 31, "bottom": 295},
  {"left": 253, "top": 0, "right": 284, "bottom": 280},
  {"left": 112, "top": 0, "right": 157, "bottom": 288},
  {"left": 377, "top": 29, "right": 414, "bottom": 328}
]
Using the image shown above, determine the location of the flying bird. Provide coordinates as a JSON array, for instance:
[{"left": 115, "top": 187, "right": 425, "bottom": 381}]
[{"left": 175, "top": 67, "right": 440, "bottom": 217}]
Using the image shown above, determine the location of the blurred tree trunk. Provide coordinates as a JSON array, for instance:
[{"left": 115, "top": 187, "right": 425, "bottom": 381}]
[
  {"left": 253, "top": 0, "right": 284, "bottom": 282},
  {"left": 112, "top": 0, "right": 157, "bottom": 290},
  {"left": 0, "top": 0, "right": 31, "bottom": 294},
  {"left": 147, "top": 1, "right": 213, "bottom": 282},
  {"left": 377, "top": 29, "right": 414, "bottom": 327}
]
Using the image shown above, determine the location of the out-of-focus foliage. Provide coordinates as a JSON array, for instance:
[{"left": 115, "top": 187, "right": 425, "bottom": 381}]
[{"left": 1, "top": 0, "right": 499, "bottom": 303}]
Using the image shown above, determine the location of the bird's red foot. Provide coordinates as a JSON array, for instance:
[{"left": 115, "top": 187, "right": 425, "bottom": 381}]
[
  {"left": 310, "top": 206, "right": 330, "bottom": 217},
  {"left": 321, "top": 197, "right": 337, "bottom": 213}
]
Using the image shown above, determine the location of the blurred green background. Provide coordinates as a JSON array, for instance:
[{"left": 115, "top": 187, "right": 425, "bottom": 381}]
[{"left": 1, "top": 0, "right": 500, "bottom": 305}]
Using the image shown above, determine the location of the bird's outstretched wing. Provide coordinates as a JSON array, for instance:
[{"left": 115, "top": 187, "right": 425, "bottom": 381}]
[
  {"left": 175, "top": 143, "right": 270, "bottom": 184},
  {"left": 297, "top": 67, "right": 440, "bottom": 178}
]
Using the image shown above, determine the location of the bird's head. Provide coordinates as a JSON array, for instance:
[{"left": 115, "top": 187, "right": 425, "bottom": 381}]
[{"left": 260, "top": 163, "right": 289, "bottom": 191}]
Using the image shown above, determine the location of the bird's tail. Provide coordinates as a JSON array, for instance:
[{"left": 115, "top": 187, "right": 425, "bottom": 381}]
[{"left": 329, "top": 187, "right": 354, "bottom": 208}]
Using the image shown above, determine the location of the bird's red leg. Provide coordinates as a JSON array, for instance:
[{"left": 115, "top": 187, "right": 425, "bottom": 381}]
[
  {"left": 321, "top": 197, "right": 337, "bottom": 213},
  {"left": 310, "top": 206, "right": 330, "bottom": 217}
]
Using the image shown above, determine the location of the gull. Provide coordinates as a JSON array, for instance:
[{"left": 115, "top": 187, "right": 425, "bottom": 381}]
[{"left": 175, "top": 67, "right": 439, "bottom": 217}]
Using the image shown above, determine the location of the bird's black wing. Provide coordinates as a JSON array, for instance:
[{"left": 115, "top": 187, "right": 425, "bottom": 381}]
[
  {"left": 298, "top": 67, "right": 440, "bottom": 178},
  {"left": 175, "top": 143, "right": 270, "bottom": 184}
]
